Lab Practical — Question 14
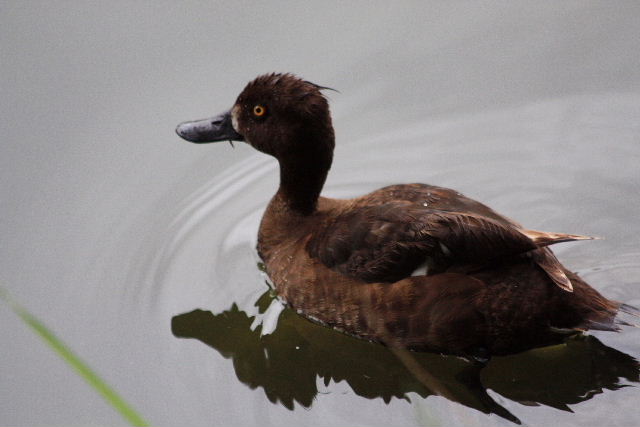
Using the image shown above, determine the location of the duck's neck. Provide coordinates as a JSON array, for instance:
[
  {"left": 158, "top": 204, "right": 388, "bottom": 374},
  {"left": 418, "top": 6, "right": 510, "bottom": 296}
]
[
  {"left": 257, "top": 129, "right": 333, "bottom": 261},
  {"left": 274, "top": 128, "right": 334, "bottom": 216},
  {"left": 276, "top": 156, "right": 330, "bottom": 215}
]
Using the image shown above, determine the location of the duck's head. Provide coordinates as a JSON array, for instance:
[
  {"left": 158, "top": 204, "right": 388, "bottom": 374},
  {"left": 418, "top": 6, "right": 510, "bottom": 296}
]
[
  {"left": 177, "top": 73, "right": 336, "bottom": 214},
  {"left": 176, "top": 73, "right": 335, "bottom": 161}
]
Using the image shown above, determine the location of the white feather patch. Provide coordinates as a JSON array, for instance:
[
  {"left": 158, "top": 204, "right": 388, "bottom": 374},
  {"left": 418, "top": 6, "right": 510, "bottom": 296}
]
[{"left": 411, "top": 260, "right": 429, "bottom": 276}]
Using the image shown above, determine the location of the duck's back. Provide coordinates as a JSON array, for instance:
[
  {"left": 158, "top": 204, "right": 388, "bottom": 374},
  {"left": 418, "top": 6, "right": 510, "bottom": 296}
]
[
  {"left": 350, "top": 183, "right": 516, "bottom": 225},
  {"left": 306, "top": 183, "right": 579, "bottom": 290}
]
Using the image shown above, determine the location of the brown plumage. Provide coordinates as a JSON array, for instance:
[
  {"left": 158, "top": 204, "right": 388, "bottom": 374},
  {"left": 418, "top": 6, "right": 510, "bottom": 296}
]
[{"left": 176, "top": 72, "right": 633, "bottom": 356}]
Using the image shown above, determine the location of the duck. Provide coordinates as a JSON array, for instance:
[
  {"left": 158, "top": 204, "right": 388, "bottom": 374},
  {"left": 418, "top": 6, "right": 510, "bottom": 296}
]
[{"left": 176, "top": 72, "right": 636, "bottom": 356}]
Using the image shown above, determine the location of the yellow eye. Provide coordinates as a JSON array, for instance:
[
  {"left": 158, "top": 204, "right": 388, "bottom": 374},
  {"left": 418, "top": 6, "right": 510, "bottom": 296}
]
[{"left": 253, "top": 105, "right": 266, "bottom": 117}]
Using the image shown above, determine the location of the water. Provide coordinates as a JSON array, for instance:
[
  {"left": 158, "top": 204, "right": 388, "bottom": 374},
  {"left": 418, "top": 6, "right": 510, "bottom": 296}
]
[{"left": 2, "top": 2, "right": 640, "bottom": 426}]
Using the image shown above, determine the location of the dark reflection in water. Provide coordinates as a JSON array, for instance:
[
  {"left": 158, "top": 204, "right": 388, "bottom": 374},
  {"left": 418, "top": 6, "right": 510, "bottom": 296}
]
[{"left": 172, "top": 290, "right": 639, "bottom": 424}]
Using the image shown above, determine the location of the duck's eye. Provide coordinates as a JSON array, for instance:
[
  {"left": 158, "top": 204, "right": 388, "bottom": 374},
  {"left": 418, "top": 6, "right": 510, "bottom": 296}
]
[{"left": 253, "top": 105, "right": 266, "bottom": 117}]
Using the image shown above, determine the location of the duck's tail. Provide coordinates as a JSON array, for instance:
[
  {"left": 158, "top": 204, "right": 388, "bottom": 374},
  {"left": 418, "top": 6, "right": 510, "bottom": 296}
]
[
  {"left": 615, "top": 303, "right": 640, "bottom": 328},
  {"left": 582, "top": 302, "right": 640, "bottom": 332},
  {"left": 559, "top": 270, "right": 639, "bottom": 331}
]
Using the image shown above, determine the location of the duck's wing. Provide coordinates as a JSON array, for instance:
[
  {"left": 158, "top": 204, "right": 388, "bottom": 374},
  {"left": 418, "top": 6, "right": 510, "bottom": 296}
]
[{"left": 307, "top": 202, "right": 590, "bottom": 290}]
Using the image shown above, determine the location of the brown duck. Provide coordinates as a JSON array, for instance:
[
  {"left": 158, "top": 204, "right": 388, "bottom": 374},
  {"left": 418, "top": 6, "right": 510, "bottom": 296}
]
[{"left": 176, "top": 73, "right": 636, "bottom": 356}]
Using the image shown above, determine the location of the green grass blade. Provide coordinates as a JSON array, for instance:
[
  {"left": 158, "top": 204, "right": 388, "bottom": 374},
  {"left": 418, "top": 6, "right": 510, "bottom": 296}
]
[{"left": 0, "top": 287, "right": 149, "bottom": 426}]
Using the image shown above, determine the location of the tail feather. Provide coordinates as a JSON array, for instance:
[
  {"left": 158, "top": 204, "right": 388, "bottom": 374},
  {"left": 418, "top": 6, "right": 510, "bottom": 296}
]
[
  {"left": 581, "top": 302, "right": 640, "bottom": 331},
  {"left": 615, "top": 303, "right": 640, "bottom": 328},
  {"left": 619, "top": 303, "right": 640, "bottom": 317},
  {"left": 586, "top": 319, "right": 622, "bottom": 332},
  {"left": 521, "top": 229, "right": 599, "bottom": 247}
]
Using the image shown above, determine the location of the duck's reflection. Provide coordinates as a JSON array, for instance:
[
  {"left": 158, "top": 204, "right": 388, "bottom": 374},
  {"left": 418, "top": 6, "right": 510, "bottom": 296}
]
[{"left": 171, "top": 290, "right": 638, "bottom": 424}]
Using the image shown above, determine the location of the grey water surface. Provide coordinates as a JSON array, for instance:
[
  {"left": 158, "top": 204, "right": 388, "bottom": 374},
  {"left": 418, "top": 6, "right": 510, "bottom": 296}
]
[{"left": 2, "top": 2, "right": 640, "bottom": 426}]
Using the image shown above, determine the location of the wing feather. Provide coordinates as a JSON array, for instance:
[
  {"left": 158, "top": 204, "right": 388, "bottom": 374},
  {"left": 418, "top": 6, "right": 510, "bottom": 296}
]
[
  {"left": 307, "top": 185, "right": 592, "bottom": 291},
  {"left": 308, "top": 202, "right": 555, "bottom": 283}
]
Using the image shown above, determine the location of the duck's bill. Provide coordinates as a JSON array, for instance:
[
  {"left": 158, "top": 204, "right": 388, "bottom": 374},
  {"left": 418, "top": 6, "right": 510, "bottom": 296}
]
[{"left": 175, "top": 110, "right": 244, "bottom": 144}]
